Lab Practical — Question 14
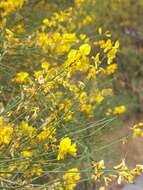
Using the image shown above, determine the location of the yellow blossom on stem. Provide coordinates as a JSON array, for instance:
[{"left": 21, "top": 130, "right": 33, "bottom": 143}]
[
  {"left": 131, "top": 122, "right": 143, "bottom": 137},
  {"left": 62, "top": 168, "right": 80, "bottom": 190},
  {"left": 79, "top": 43, "right": 91, "bottom": 56},
  {"left": 57, "top": 137, "right": 77, "bottom": 160},
  {"left": 113, "top": 105, "right": 126, "bottom": 115},
  {"left": 105, "top": 63, "right": 118, "bottom": 75},
  {"left": 14, "top": 72, "right": 30, "bottom": 83}
]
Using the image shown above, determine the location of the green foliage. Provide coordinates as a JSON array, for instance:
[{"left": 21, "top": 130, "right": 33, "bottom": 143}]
[{"left": 94, "top": 0, "right": 143, "bottom": 113}]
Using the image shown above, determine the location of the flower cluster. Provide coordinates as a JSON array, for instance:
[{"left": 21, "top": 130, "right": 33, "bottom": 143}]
[
  {"left": 0, "top": 0, "right": 24, "bottom": 28},
  {"left": 131, "top": 122, "right": 143, "bottom": 137},
  {"left": 92, "top": 160, "right": 143, "bottom": 189},
  {"left": 0, "top": 0, "right": 141, "bottom": 190}
]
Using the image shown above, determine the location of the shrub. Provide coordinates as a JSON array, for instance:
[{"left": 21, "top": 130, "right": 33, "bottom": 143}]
[{"left": 0, "top": 0, "right": 142, "bottom": 190}]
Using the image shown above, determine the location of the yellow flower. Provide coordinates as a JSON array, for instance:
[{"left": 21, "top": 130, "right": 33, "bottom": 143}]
[
  {"left": 0, "top": 0, "right": 24, "bottom": 17},
  {"left": 41, "top": 61, "right": 50, "bottom": 70},
  {"left": 105, "top": 30, "right": 111, "bottom": 38},
  {"left": 114, "top": 40, "right": 120, "bottom": 49},
  {"left": 14, "top": 72, "right": 30, "bottom": 83},
  {"left": 114, "top": 160, "right": 137, "bottom": 184},
  {"left": 37, "top": 126, "right": 56, "bottom": 142},
  {"left": 63, "top": 33, "right": 78, "bottom": 43},
  {"left": 31, "top": 164, "right": 43, "bottom": 176},
  {"left": 36, "top": 32, "right": 49, "bottom": 49},
  {"left": 64, "top": 111, "right": 73, "bottom": 121},
  {"left": 131, "top": 122, "right": 143, "bottom": 137},
  {"left": 80, "top": 104, "right": 92, "bottom": 114},
  {"left": 92, "top": 160, "right": 105, "bottom": 181},
  {"left": 105, "top": 64, "right": 118, "bottom": 75},
  {"left": 79, "top": 34, "right": 86, "bottom": 40},
  {"left": 21, "top": 150, "right": 33, "bottom": 157},
  {"left": 98, "top": 27, "right": 102, "bottom": 35},
  {"left": 132, "top": 128, "right": 142, "bottom": 137},
  {"left": 92, "top": 53, "right": 101, "bottom": 67},
  {"left": 104, "top": 176, "right": 112, "bottom": 186},
  {"left": 43, "top": 18, "right": 51, "bottom": 27},
  {"left": 79, "top": 44, "right": 91, "bottom": 56},
  {"left": 91, "top": 94, "right": 104, "bottom": 104},
  {"left": 82, "top": 15, "right": 92, "bottom": 25},
  {"left": 67, "top": 49, "right": 80, "bottom": 64},
  {"left": 13, "top": 24, "right": 25, "bottom": 33},
  {"left": 106, "top": 105, "right": 126, "bottom": 116},
  {"left": 107, "top": 50, "right": 117, "bottom": 64},
  {"left": 79, "top": 92, "right": 87, "bottom": 104},
  {"left": 87, "top": 65, "right": 96, "bottom": 79},
  {"left": 62, "top": 168, "right": 80, "bottom": 190},
  {"left": 57, "top": 137, "right": 77, "bottom": 160},
  {"left": 0, "top": 125, "right": 13, "bottom": 145},
  {"left": 0, "top": 119, "right": 13, "bottom": 145},
  {"left": 113, "top": 105, "right": 126, "bottom": 115},
  {"left": 102, "top": 39, "right": 112, "bottom": 53},
  {"left": 20, "top": 121, "right": 36, "bottom": 138}
]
